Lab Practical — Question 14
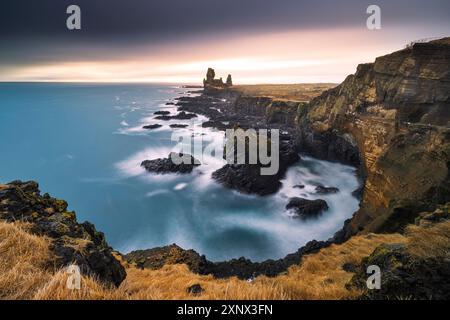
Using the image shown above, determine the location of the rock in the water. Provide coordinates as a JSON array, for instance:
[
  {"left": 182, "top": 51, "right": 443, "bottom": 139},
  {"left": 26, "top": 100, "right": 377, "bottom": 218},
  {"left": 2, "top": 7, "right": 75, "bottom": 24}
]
[
  {"left": 315, "top": 185, "right": 339, "bottom": 194},
  {"left": 154, "top": 110, "right": 170, "bottom": 115},
  {"left": 143, "top": 124, "right": 162, "bottom": 130},
  {"left": 0, "top": 181, "right": 126, "bottom": 287},
  {"left": 212, "top": 142, "right": 300, "bottom": 196},
  {"left": 170, "top": 124, "right": 189, "bottom": 128},
  {"left": 212, "top": 164, "right": 283, "bottom": 196},
  {"left": 171, "top": 111, "right": 197, "bottom": 120},
  {"left": 226, "top": 74, "right": 233, "bottom": 86},
  {"left": 202, "top": 120, "right": 230, "bottom": 130},
  {"left": 294, "top": 184, "right": 305, "bottom": 189},
  {"left": 286, "top": 197, "right": 329, "bottom": 219},
  {"left": 203, "top": 68, "right": 232, "bottom": 89},
  {"left": 141, "top": 152, "right": 200, "bottom": 174},
  {"left": 155, "top": 111, "right": 197, "bottom": 121}
]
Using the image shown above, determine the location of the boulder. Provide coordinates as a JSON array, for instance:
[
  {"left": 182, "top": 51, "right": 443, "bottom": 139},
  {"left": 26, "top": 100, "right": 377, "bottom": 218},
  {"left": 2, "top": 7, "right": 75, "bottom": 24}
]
[
  {"left": 315, "top": 185, "right": 339, "bottom": 194},
  {"left": 124, "top": 244, "right": 208, "bottom": 274},
  {"left": 286, "top": 197, "right": 329, "bottom": 219},
  {"left": 141, "top": 152, "right": 200, "bottom": 174},
  {"left": 348, "top": 242, "right": 450, "bottom": 300},
  {"left": 169, "top": 124, "right": 189, "bottom": 128},
  {"left": 186, "top": 284, "right": 204, "bottom": 295},
  {"left": 143, "top": 124, "right": 162, "bottom": 130},
  {"left": 154, "top": 110, "right": 171, "bottom": 115},
  {"left": 212, "top": 142, "right": 300, "bottom": 196},
  {"left": 155, "top": 111, "right": 197, "bottom": 121}
]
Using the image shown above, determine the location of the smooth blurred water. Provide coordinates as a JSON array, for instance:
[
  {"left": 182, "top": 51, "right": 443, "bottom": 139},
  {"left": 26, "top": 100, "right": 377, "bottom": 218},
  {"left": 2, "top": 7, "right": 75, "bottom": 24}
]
[{"left": 0, "top": 83, "right": 360, "bottom": 261}]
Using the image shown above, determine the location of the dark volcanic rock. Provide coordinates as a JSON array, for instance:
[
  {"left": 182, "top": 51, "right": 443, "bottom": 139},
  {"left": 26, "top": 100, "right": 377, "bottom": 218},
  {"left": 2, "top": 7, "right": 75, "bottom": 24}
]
[
  {"left": 212, "top": 142, "right": 300, "bottom": 196},
  {"left": 124, "top": 239, "right": 330, "bottom": 280},
  {"left": 212, "top": 164, "right": 282, "bottom": 196},
  {"left": 124, "top": 244, "right": 209, "bottom": 274},
  {"left": 187, "top": 284, "right": 204, "bottom": 295},
  {"left": 286, "top": 197, "right": 329, "bottom": 218},
  {"left": 201, "top": 120, "right": 230, "bottom": 130},
  {"left": 169, "top": 124, "right": 189, "bottom": 128},
  {"left": 141, "top": 152, "right": 200, "bottom": 174},
  {"left": 143, "top": 124, "right": 162, "bottom": 130},
  {"left": 171, "top": 111, "right": 198, "bottom": 120},
  {"left": 154, "top": 110, "right": 171, "bottom": 115},
  {"left": 203, "top": 68, "right": 232, "bottom": 89},
  {"left": 155, "top": 111, "right": 197, "bottom": 121},
  {"left": 315, "top": 185, "right": 339, "bottom": 194},
  {"left": 294, "top": 184, "right": 305, "bottom": 189},
  {"left": 0, "top": 181, "right": 126, "bottom": 287},
  {"left": 348, "top": 243, "right": 450, "bottom": 300},
  {"left": 342, "top": 262, "right": 357, "bottom": 273}
]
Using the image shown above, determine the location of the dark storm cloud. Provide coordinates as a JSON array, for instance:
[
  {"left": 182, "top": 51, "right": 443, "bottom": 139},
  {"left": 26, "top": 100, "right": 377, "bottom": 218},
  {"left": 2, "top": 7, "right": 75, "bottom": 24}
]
[
  {"left": 2, "top": 0, "right": 448, "bottom": 38},
  {"left": 0, "top": 0, "right": 449, "bottom": 65}
]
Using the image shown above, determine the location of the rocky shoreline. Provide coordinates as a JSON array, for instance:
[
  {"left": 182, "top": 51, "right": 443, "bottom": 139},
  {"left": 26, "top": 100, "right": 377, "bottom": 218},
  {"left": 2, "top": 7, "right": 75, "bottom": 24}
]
[
  {"left": 127, "top": 38, "right": 450, "bottom": 279},
  {"left": 130, "top": 72, "right": 359, "bottom": 279}
]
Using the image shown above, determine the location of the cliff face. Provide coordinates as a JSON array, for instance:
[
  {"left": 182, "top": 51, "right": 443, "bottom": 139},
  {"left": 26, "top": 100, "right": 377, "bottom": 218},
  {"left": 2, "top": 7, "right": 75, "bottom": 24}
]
[{"left": 297, "top": 38, "right": 450, "bottom": 238}]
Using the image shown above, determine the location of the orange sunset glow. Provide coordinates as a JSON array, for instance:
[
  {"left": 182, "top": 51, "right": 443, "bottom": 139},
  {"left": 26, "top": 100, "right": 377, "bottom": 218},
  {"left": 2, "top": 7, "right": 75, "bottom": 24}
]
[{"left": 3, "top": 26, "right": 447, "bottom": 84}]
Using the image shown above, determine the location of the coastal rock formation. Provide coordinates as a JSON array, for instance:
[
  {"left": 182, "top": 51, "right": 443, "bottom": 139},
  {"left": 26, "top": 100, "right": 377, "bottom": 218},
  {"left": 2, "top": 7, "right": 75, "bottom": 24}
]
[
  {"left": 226, "top": 74, "right": 233, "bottom": 86},
  {"left": 124, "top": 239, "right": 329, "bottom": 280},
  {"left": 141, "top": 152, "right": 201, "bottom": 174},
  {"left": 143, "top": 124, "right": 162, "bottom": 130},
  {"left": 155, "top": 111, "right": 197, "bottom": 120},
  {"left": 0, "top": 181, "right": 126, "bottom": 287},
  {"left": 315, "top": 185, "right": 339, "bottom": 194},
  {"left": 203, "top": 68, "right": 232, "bottom": 90},
  {"left": 350, "top": 243, "right": 450, "bottom": 300},
  {"left": 154, "top": 110, "right": 170, "bottom": 115},
  {"left": 286, "top": 198, "right": 329, "bottom": 219},
  {"left": 296, "top": 38, "right": 450, "bottom": 238},
  {"left": 212, "top": 141, "right": 300, "bottom": 196},
  {"left": 169, "top": 124, "right": 189, "bottom": 128},
  {"left": 124, "top": 244, "right": 209, "bottom": 274}
]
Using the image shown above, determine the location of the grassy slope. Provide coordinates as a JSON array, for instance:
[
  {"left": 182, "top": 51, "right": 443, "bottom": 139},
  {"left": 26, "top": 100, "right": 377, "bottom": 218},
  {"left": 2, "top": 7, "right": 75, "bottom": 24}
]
[{"left": 0, "top": 220, "right": 406, "bottom": 300}]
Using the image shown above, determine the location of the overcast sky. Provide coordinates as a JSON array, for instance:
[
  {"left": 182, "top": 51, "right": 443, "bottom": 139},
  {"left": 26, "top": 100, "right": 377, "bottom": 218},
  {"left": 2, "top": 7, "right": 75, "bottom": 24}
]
[{"left": 1, "top": 0, "right": 449, "bottom": 83}]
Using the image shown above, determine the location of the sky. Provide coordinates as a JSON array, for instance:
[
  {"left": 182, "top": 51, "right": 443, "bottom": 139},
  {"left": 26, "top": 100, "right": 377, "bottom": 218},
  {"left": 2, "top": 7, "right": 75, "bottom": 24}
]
[{"left": 0, "top": 0, "right": 449, "bottom": 84}]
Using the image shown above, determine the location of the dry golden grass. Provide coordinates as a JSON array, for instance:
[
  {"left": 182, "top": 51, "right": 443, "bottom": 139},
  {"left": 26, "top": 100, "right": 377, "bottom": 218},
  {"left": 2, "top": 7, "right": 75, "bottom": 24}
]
[
  {"left": 0, "top": 221, "right": 53, "bottom": 299},
  {"left": 232, "top": 84, "right": 336, "bottom": 102},
  {"left": 0, "top": 220, "right": 406, "bottom": 300},
  {"left": 405, "top": 221, "right": 450, "bottom": 259},
  {"left": 254, "top": 233, "right": 406, "bottom": 300}
]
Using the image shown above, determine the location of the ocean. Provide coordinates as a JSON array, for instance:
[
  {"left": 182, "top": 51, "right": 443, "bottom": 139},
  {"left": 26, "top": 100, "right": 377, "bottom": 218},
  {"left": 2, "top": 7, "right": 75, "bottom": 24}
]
[{"left": 0, "top": 82, "right": 359, "bottom": 261}]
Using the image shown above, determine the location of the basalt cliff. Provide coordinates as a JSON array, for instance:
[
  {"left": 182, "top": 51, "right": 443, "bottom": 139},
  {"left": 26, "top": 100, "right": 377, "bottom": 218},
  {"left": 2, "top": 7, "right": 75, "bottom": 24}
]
[{"left": 296, "top": 38, "right": 450, "bottom": 239}]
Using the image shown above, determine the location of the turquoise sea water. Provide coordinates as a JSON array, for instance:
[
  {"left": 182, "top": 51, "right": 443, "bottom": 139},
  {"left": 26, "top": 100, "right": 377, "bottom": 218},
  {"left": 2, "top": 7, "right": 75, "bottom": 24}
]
[{"left": 0, "top": 83, "right": 359, "bottom": 261}]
